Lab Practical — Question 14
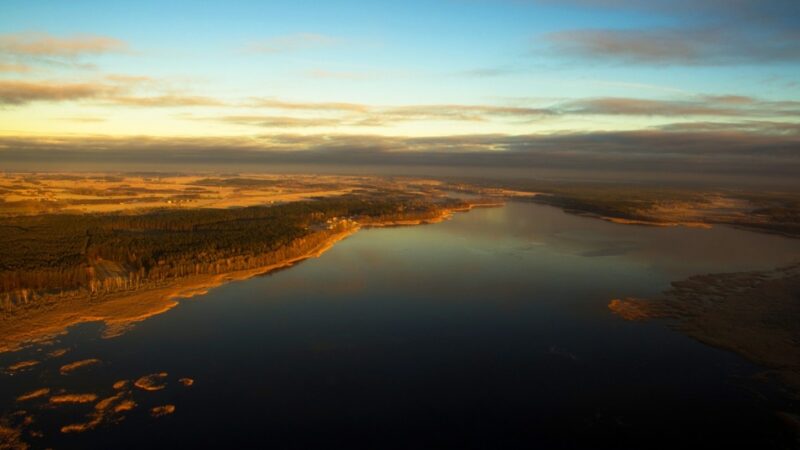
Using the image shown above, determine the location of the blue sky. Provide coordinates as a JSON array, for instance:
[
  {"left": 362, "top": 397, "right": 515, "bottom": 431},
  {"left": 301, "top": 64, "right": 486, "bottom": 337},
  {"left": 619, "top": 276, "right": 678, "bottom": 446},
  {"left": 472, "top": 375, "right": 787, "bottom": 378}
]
[
  {"left": 5, "top": 0, "right": 794, "bottom": 100},
  {"left": 0, "top": 0, "right": 798, "bottom": 174}
]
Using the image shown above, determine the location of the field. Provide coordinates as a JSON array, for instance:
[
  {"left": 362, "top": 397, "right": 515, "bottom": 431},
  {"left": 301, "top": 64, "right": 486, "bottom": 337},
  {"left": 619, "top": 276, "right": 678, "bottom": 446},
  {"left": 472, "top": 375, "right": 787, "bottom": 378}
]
[{"left": 0, "top": 173, "right": 461, "bottom": 216}]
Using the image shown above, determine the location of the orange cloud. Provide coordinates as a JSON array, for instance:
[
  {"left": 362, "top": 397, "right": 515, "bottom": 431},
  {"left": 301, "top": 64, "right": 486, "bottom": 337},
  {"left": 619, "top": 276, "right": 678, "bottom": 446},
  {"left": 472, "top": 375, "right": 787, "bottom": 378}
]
[
  {"left": 0, "top": 79, "right": 119, "bottom": 105},
  {"left": 0, "top": 62, "right": 31, "bottom": 73},
  {"left": 111, "top": 95, "right": 225, "bottom": 107},
  {"left": 105, "top": 74, "right": 154, "bottom": 84},
  {"left": 213, "top": 115, "right": 342, "bottom": 128},
  {"left": 0, "top": 32, "right": 129, "bottom": 57},
  {"left": 249, "top": 98, "right": 368, "bottom": 112},
  {"left": 0, "top": 77, "right": 223, "bottom": 107}
]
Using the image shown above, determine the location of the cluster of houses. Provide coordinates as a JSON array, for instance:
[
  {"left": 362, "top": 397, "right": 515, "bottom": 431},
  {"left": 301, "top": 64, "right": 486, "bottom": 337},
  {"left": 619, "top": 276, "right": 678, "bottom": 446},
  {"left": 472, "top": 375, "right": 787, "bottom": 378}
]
[{"left": 324, "top": 216, "right": 358, "bottom": 230}]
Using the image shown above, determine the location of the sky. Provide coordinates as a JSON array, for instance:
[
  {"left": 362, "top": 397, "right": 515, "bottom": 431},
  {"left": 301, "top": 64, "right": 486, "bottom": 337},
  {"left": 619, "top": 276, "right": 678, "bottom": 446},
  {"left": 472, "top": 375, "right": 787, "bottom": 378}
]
[{"left": 1, "top": 0, "right": 799, "bottom": 181}]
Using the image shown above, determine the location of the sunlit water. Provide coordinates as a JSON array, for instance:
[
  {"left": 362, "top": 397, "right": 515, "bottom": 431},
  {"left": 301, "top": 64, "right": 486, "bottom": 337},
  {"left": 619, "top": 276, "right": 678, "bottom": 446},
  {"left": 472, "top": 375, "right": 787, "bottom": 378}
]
[{"left": 3, "top": 202, "right": 800, "bottom": 449}]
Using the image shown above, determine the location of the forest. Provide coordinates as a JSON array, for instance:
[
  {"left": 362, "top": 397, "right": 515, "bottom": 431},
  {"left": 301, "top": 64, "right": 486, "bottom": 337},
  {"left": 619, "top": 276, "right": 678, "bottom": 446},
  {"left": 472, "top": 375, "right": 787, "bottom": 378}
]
[{"left": 0, "top": 194, "right": 460, "bottom": 309}]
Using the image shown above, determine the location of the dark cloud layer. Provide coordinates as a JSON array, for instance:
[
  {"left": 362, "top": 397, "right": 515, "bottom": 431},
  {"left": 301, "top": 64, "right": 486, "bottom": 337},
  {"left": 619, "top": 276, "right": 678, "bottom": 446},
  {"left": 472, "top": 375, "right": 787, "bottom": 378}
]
[
  {"left": 559, "top": 96, "right": 800, "bottom": 117},
  {"left": 1, "top": 128, "right": 798, "bottom": 181}
]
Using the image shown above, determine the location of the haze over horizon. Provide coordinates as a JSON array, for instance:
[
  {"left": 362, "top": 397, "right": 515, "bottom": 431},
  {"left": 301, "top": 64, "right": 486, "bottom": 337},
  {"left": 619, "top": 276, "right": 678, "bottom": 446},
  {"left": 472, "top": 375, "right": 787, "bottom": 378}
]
[{"left": 1, "top": 0, "right": 799, "bottom": 182}]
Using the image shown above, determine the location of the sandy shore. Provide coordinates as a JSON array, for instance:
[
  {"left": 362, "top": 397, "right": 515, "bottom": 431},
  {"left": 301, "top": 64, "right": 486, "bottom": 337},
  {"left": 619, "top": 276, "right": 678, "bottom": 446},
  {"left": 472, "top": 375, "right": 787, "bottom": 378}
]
[
  {"left": 0, "top": 227, "right": 358, "bottom": 354},
  {"left": 602, "top": 216, "right": 712, "bottom": 229}
]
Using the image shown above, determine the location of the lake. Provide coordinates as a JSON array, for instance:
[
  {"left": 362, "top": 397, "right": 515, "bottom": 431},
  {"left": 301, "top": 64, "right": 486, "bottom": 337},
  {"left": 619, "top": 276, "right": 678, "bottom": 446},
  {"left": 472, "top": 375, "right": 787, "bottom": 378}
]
[{"left": 3, "top": 201, "right": 800, "bottom": 449}]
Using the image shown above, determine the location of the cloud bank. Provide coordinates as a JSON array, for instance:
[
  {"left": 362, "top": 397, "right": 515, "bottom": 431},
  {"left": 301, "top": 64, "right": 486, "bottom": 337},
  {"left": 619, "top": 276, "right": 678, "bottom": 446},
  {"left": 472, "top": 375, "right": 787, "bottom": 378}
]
[{"left": 1, "top": 128, "right": 797, "bottom": 182}]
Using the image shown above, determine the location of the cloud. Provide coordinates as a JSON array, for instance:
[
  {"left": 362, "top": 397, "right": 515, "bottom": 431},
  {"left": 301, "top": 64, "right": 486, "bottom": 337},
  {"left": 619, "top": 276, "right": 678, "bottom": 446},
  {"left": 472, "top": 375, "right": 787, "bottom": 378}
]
[
  {"left": 1, "top": 127, "right": 798, "bottom": 180},
  {"left": 210, "top": 115, "right": 342, "bottom": 128},
  {"left": 249, "top": 98, "right": 369, "bottom": 112},
  {"left": 558, "top": 96, "right": 800, "bottom": 117},
  {"left": 0, "top": 76, "right": 225, "bottom": 107},
  {"left": 533, "top": 0, "right": 800, "bottom": 66},
  {"left": 243, "top": 100, "right": 553, "bottom": 125},
  {"left": 545, "top": 27, "right": 800, "bottom": 66},
  {"left": 376, "top": 104, "right": 554, "bottom": 123},
  {"left": 197, "top": 104, "right": 554, "bottom": 128},
  {"left": 0, "top": 80, "right": 119, "bottom": 105},
  {"left": 246, "top": 33, "right": 341, "bottom": 53},
  {"left": 535, "top": 0, "right": 800, "bottom": 25},
  {"left": 225, "top": 95, "right": 799, "bottom": 129},
  {"left": 0, "top": 32, "right": 129, "bottom": 58},
  {"left": 5, "top": 76, "right": 796, "bottom": 127},
  {"left": 655, "top": 120, "right": 800, "bottom": 135},
  {"left": 0, "top": 62, "right": 31, "bottom": 73},
  {"left": 110, "top": 95, "right": 225, "bottom": 107}
]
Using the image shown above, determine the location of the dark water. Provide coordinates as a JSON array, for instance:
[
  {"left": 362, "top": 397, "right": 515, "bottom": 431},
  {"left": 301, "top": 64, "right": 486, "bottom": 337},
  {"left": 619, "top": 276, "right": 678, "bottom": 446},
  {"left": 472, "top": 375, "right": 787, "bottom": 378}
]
[{"left": 3, "top": 202, "right": 800, "bottom": 449}]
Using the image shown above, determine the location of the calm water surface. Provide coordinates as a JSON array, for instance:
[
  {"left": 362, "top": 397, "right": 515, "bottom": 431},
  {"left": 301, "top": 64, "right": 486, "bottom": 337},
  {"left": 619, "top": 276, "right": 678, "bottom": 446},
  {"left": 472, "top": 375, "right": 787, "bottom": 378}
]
[{"left": 3, "top": 202, "right": 800, "bottom": 449}]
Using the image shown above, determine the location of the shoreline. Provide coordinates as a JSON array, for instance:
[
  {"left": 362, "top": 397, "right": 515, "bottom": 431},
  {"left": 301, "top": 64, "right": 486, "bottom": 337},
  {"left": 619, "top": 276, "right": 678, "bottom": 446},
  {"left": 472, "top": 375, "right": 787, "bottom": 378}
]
[
  {"left": 535, "top": 200, "right": 799, "bottom": 238},
  {"left": 562, "top": 209, "right": 714, "bottom": 229},
  {"left": 0, "top": 226, "right": 359, "bottom": 354},
  {"left": 609, "top": 264, "right": 800, "bottom": 397},
  {"left": 0, "top": 203, "right": 496, "bottom": 355}
]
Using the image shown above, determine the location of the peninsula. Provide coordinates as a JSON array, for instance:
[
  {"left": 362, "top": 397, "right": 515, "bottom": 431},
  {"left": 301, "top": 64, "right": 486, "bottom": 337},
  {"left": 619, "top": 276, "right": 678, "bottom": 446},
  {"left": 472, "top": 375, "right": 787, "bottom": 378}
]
[{"left": 0, "top": 173, "right": 502, "bottom": 353}]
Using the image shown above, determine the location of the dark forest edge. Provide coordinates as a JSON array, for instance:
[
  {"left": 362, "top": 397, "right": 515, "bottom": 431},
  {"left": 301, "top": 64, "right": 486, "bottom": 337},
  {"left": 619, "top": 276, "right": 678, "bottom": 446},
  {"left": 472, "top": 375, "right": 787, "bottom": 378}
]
[{"left": 0, "top": 193, "right": 473, "bottom": 313}]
